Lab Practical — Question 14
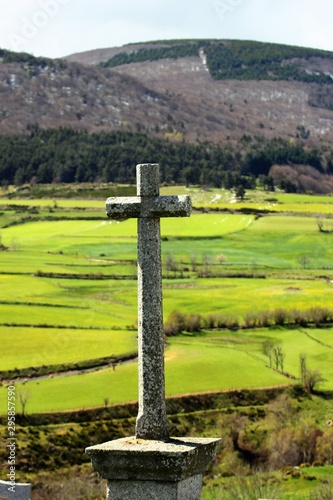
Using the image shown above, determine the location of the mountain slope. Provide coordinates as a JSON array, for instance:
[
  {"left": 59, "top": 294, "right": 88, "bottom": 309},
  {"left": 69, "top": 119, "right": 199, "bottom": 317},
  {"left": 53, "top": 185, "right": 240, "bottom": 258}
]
[{"left": 0, "top": 39, "right": 332, "bottom": 147}]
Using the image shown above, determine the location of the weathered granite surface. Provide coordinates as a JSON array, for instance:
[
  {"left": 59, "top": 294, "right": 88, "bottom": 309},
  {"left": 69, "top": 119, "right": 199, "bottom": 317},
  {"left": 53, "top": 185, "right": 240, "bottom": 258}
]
[
  {"left": 106, "top": 195, "right": 192, "bottom": 219},
  {"left": 136, "top": 215, "right": 169, "bottom": 440},
  {"left": 106, "top": 474, "right": 202, "bottom": 500},
  {"left": 86, "top": 436, "right": 221, "bottom": 481},
  {"left": 0, "top": 480, "right": 31, "bottom": 500},
  {"left": 106, "top": 163, "right": 191, "bottom": 441}
]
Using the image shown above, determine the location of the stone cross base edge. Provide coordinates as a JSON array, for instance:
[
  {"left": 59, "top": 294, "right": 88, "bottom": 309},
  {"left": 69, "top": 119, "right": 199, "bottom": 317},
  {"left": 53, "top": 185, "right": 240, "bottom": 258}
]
[
  {"left": 0, "top": 480, "right": 31, "bottom": 500},
  {"left": 86, "top": 436, "right": 221, "bottom": 500}
]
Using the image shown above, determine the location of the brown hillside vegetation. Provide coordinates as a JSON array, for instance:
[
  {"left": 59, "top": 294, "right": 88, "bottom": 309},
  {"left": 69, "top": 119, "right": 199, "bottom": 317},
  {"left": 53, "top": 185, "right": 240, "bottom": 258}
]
[
  {"left": 0, "top": 40, "right": 332, "bottom": 148},
  {"left": 270, "top": 164, "right": 333, "bottom": 193},
  {"left": 109, "top": 56, "right": 333, "bottom": 144}
]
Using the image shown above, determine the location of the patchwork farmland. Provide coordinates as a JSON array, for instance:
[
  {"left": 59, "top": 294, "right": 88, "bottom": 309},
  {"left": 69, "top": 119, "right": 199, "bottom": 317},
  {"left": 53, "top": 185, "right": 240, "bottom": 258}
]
[
  {"left": 0, "top": 187, "right": 332, "bottom": 412},
  {"left": 0, "top": 185, "right": 332, "bottom": 498}
]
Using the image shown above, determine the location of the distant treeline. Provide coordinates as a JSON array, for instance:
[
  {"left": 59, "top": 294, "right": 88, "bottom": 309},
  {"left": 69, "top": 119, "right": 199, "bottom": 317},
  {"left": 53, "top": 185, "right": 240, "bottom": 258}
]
[
  {"left": 205, "top": 40, "right": 333, "bottom": 83},
  {"left": 2, "top": 40, "right": 333, "bottom": 85},
  {"left": 100, "top": 43, "right": 200, "bottom": 68},
  {"left": 0, "top": 126, "right": 332, "bottom": 193},
  {"left": 100, "top": 39, "right": 333, "bottom": 84},
  {"left": 0, "top": 48, "right": 66, "bottom": 70}
]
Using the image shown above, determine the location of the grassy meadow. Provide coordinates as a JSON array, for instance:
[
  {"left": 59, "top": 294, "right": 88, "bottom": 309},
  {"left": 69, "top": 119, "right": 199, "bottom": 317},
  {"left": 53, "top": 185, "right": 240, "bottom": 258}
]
[
  {"left": 0, "top": 186, "right": 333, "bottom": 414},
  {"left": 1, "top": 184, "right": 333, "bottom": 499}
]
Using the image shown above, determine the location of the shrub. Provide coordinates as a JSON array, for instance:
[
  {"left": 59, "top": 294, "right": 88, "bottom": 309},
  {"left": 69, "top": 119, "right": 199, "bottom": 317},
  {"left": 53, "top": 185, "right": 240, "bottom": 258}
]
[
  {"left": 257, "top": 310, "right": 271, "bottom": 327},
  {"left": 273, "top": 308, "right": 289, "bottom": 326},
  {"left": 244, "top": 312, "right": 258, "bottom": 328},
  {"left": 309, "top": 306, "right": 332, "bottom": 326},
  {"left": 164, "top": 310, "right": 203, "bottom": 335},
  {"left": 291, "top": 308, "right": 309, "bottom": 326},
  {"left": 184, "top": 313, "right": 202, "bottom": 333}
]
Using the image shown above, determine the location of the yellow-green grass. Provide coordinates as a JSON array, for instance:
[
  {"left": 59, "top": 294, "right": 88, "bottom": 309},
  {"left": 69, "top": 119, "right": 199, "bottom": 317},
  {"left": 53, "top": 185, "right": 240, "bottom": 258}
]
[
  {"left": 2, "top": 189, "right": 333, "bottom": 214},
  {"left": 275, "top": 465, "right": 333, "bottom": 499},
  {"left": 0, "top": 274, "right": 137, "bottom": 308},
  {"left": 0, "top": 199, "right": 103, "bottom": 209},
  {"left": 0, "top": 303, "right": 130, "bottom": 329},
  {"left": 162, "top": 277, "right": 333, "bottom": 319},
  {"left": 202, "top": 466, "right": 333, "bottom": 500},
  {"left": 162, "top": 187, "right": 333, "bottom": 206},
  {"left": 0, "top": 214, "right": 254, "bottom": 248},
  {"left": 159, "top": 214, "right": 333, "bottom": 269},
  {"left": 175, "top": 187, "right": 333, "bottom": 214},
  {"left": 0, "top": 327, "right": 136, "bottom": 370},
  {"left": 1, "top": 274, "right": 333, "bottom": 332},
  {"left": 201, "top": 202, "right": 333, "bottom": 214},
  {"left": 1, "top": 325, "right": 331, "bottom": 414},
  {"left": 2, "top": 214, "right": 332, "bottom": 272},
  {"left": 0, "top": 337, "right": 287, "bottom": 414},
  {"left": 201, "top": 327, "right": 333, "bottom": 388},
  {"left": 0, "top": 251, "right": 137, "bottom": 275},
  {"left": 0, "top": 275, "right": 138, "bottom": 328},
  {"left": 1, "top": 205, "right": 333, "bottom": 414},
  {"left": 247, "top": 214, "right": 327, "bottom": 232},
  {"left": 275, "top": 192, "right": 333, "bottom": 204}
]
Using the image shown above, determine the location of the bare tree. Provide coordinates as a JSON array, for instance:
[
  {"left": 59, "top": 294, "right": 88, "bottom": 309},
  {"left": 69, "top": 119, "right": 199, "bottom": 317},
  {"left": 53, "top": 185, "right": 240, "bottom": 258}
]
[
  {"left": 267, "top": 393, "right": 296, "bottom": 431},
  {"left": 18, "top": 388, "right": 31, "bottom": 416},
  {"left": 316, "top": 217, "right": 324, "bottom": 232},
  {"left": 217, "top": 253, "right": 227, "bottom": 265},
  {"left": 262, "top": 340, "right": 274, "bottom": 368},
  {"left": 164, "top": 252, "right": 178, "bottom": 277},
  {"left": 298, "top": 255, "right": 310, "bottom": 269},
  {"left": 300, "top": 353, "right": 307, "bottom": 386},
  {"left": 202, "top": 253, "right": 213, "bottom": 276},
  {"left": 190, "top": 254, "right": 197, "bottom": 272},
  {"left": 299, "top": 354, "right": 326, "bottom": 393},
  {"left": 272, "top": 345, "right": 285, "bottom": 372}
]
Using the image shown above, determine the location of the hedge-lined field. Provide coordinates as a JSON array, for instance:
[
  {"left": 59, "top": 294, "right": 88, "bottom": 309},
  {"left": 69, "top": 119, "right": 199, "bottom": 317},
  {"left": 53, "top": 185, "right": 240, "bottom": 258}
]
[
  {"left": 0, "top": 327, "right": 136, "bottom": 371},
  {"left": 0, "top": 325, "right": 332, "bottom": 413},
  {"left": 1, "top": 186, "right": 333, "bottom": 414}
]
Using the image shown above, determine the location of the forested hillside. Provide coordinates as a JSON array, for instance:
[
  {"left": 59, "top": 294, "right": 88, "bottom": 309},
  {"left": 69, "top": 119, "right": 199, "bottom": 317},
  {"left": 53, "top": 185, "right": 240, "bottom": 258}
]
[
  {"left": 101, "top": 39, "right": 333, "bottom": 88},
  {"left": 1, "top": 126, "right": 333, "bottom": 193},
  {"left": 1, "top": 39, "right": 333, "bottom": 192}
]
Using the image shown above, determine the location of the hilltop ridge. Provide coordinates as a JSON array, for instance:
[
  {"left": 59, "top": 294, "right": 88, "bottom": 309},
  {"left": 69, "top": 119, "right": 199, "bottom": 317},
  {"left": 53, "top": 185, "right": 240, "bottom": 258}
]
[
  {"left": 1, "top": 39, "right": 333, "bottom": 192},
  {"left": 0, "top": 39, "right": 331, "bottom": 145}
]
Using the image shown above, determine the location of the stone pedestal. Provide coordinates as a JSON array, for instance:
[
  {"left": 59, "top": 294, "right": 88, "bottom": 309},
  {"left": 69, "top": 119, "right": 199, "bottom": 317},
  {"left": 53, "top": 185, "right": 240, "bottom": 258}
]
[
  {"left": 86, "top": 436, "right": 221, "bottom": 500},
  {"left": 0, "top": 480, "right": 31, "bottom": 499}
]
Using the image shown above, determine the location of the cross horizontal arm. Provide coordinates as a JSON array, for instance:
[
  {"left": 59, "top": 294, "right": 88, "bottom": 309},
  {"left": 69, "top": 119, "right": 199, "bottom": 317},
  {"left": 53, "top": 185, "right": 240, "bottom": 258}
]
[{"left": 106, "top": 195, "right": 191, "bottom": 220}]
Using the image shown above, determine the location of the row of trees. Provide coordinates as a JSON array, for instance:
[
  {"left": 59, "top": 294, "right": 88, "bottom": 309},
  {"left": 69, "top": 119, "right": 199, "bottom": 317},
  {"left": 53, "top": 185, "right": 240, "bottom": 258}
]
[
  {"left": 101, "top": 42, "right": 200, "bottom": 68},
  {"left": 164, "top": 306, "right": 333, "bottom": 335},
  {"left": 99, "top": 39, "right": 333, "bottom": 85},
  {"left": 205, "top": 40, "right": 333, "bottom": 83},
  {"left": 0, "top": 126, "right": 331, "bottom": 192}
]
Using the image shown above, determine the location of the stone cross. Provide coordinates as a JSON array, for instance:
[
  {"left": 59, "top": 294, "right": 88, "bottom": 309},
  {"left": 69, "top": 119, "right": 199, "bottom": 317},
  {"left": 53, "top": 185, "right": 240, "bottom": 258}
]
[{"left": 106, "top": 163, "right": 191, "bottom": 440}]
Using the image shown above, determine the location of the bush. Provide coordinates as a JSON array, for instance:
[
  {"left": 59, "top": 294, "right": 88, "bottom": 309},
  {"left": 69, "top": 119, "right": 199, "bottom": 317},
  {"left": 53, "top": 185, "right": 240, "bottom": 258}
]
[
  {"left": 309, "top": 306, "right": 332, "bottom": 326},
  {"left": 273, "top": 308, "right": 289, "bottom": 326}
]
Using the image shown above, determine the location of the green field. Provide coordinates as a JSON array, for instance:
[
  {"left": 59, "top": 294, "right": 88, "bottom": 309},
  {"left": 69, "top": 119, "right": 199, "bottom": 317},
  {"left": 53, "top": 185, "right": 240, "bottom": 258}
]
[
  {"left": 0, "top": 186, "right": 333, "bottom": 414},
  {"left": 1, "top": 323, "right": 332, "bottom": 414},
  {"left": 1, "top": 185, "right": 333, "bottom": 499},
  {"left": 0, "top": 327, "right": 136, "bottom": 371}
]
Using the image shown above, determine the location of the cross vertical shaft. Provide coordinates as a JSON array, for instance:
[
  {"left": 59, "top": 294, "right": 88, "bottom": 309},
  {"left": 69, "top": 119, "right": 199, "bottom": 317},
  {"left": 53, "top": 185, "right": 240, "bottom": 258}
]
[
  {"left": 136, "top": 165, "right": 169, "bottom": 440},
  {"left": 105, "top": 163, "right": 191, "bottom": 441},
  {"left": 87, "top": 166, "right": 221, "bottom": 500}
]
